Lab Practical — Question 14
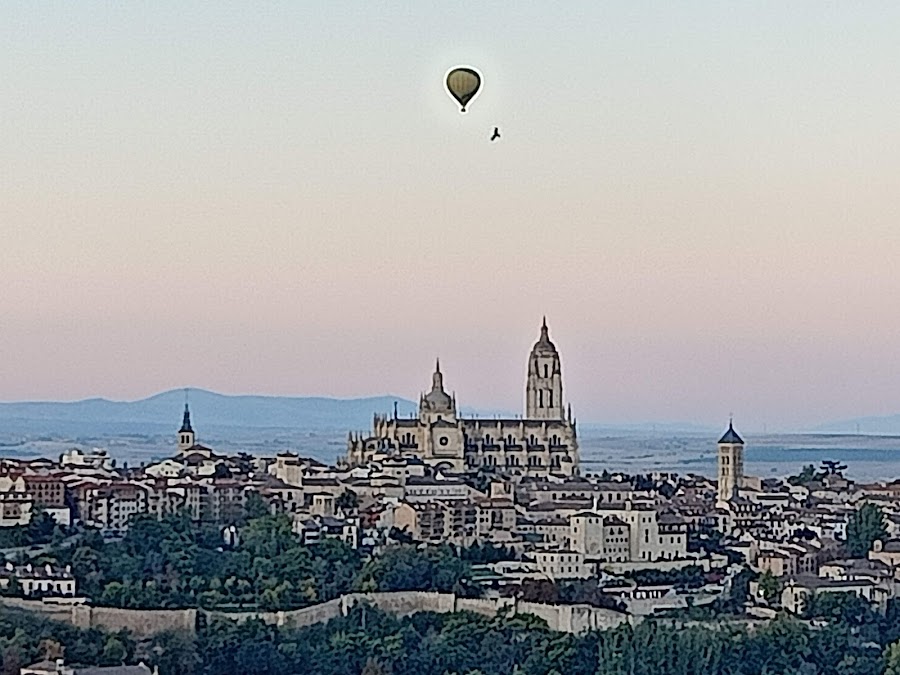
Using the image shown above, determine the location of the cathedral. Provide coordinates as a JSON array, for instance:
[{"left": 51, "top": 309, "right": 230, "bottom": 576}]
[{"left": 342, "top": 319, "right": 580, "bottom": 478}]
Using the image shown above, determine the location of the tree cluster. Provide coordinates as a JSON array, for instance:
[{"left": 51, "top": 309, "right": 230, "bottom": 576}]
[
  {"left": 8, "top": 596, "right": 900, "bottom": 674},
  {"left": 42, "top": 513, "right": 474, "bottom": 611}
]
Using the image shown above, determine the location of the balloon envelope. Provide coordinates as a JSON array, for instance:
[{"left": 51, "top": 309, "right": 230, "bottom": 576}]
[{"left": 445, "top": 67, "right": 481, "bottom": 113}]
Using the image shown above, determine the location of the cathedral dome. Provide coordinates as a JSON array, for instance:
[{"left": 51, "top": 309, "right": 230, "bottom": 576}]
[{"left": 422, "top": 360, "right": 454, "bottom": 412}]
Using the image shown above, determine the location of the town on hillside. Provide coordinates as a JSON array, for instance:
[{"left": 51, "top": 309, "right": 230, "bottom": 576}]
[{"left": 0, "top": 320, "right": 896, "bottom": 636}]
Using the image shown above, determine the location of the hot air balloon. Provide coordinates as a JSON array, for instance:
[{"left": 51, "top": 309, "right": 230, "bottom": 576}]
[{"left": 445, "top": 67, "right": 482, "bottom": 113}]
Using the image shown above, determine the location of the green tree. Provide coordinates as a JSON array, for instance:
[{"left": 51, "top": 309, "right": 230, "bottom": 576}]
[
  {"left": 758, "top": 570, "right": 781, "bottom": 603},
  {"left": 25, "top": 509, "right": 58, "bottom": 544},
  {"left": 788, "top": 464, "right": 817, "bottom": 486},
  {"left": 804, "top": 591, "right": 877, "bottom": 626},
  {"left": 242, "top": 492, "right": 270, "bottom": 521},
  {"left": 361, "top": 657, "right": 391, "bottom": 675},
  {"left": 101, "top": 635, "right": 128, "bottom": 665},
  {"left": 846, "top": 503, "right": 887, "bottom": 557},
  {"left": 884, "top": 639, "right": 900, "bottom": 675},
  {"left": 335, "top": 490, "right": 360, "bottom": 514}
]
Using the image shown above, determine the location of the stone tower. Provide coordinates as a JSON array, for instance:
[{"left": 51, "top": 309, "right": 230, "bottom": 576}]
[
  {"left": 717, "top": 419, "right": 744, "bottom": 503},
  {"left": 526, "top": 318, "right": 564, "bottom": 420},
  {"left": 177, "top": 400, "right": 196, "bottom": 454}
]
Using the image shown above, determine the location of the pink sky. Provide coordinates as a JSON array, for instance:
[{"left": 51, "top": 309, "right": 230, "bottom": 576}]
[{"left": 2, "top": 3, "right": 900, "bottom": 431}]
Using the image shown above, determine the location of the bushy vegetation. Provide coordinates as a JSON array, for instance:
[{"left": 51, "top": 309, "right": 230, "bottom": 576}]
[
  {"left": 847, "top": 503, "right": 888, "bottom": 558},
  {"left": 625, "top": 565, "right": 707, "bottom": 589},
  {"left": 0, "top": 510, "right": 64, "bottom": 550},
  {"left": 6, "top": 595, "right": 900, "bottom": 673},
  {"left": 0, "top": 607, "right": 135, "bottom": 674},
  {"left": 42, "top": 513, "right": 474, "bottom": 611}
]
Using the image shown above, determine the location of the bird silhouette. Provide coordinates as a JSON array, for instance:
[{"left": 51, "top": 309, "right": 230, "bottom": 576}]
[{"left": 490, "top": 127, "right": 500, "bottom": 141}]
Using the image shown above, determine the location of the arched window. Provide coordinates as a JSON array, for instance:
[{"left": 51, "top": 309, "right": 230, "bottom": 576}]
[
  {"left": 549, "top": 390, "right": 554, "bottom": 408},
  {"left": 539, "top": 390, "right": 544, "bottom": 408},
  {"left": 543, "top": 363, "right": 549, "bottom": 378}
]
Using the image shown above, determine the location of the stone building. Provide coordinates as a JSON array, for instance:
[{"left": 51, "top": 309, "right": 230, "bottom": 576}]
[
  {"left": 0, "top": 472, "right": 33, "bottom": 527},
  {"left": 568, "top": 503, "right": 688, "bottom": 563},
  {"left": 342, "top": 320, "right": 579, "bottom": 478}
]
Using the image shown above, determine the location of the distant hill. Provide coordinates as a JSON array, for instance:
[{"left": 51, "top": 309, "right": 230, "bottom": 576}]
[
  {"left": 812, "top": 413, "right": 900, "bottom": 435},
  {"left": 0, "top": 389, "right": 420, "bottom": 437}
]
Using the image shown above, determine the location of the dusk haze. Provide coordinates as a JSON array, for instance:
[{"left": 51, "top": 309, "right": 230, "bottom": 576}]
[
  {"left": 7, "top": 4, "right": 900, "bottom": 672},
  {"left": 4, "top": 2, "right": 900, "bottom": 432}
]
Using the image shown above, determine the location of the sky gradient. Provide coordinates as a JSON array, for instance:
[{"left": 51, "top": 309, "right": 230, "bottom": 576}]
[{"left": 3, "top": 2, "right": 900, "bottom": 431}]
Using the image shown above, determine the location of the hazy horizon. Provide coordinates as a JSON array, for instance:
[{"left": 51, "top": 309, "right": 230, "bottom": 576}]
[{"left": 4, "top": 3, "right": 900, "bottom": 431}]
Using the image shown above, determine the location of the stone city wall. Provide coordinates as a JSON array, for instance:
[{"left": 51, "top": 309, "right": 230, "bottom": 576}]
[
  {"left": 0, "top": 598, "right": 197, "bottom": 636},
  {"left": 72, "top": 605, "right": 197, "bottom": 636},
  {"left": 1, "top": 592, "right": 630, "bottom": 636}
]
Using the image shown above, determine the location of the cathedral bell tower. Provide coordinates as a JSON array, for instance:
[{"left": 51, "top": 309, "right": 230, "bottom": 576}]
[
  {"left": 526, "top": 318, "right": 565, "bottom": 420},
  {"left": 717, "top": 418, "right": 744, "bottom": 504}
]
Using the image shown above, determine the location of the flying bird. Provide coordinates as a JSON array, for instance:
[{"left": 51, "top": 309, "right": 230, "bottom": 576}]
[{"left": 490, "top": 127, "right": 500, "bottom": 142}]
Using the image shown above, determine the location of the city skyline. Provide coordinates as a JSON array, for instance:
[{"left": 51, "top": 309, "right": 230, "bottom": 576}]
[{"left": 4, "top": 3, "right": 900, "bottom": 430}]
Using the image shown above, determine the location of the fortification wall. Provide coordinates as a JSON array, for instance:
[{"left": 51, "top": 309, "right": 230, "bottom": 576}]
[
  {"left": 1, "top": 592, "right": 629, "bottom": 637},
  {"left": 455, "top": 596, "right": 515, "bottom": 617},
  {"left": 279, "top": 597, "right": 344, "bottom": 628},
  {"left": 0, "top": 597, "right": 74, "bottom": 624},
  {"left": 72, "top": 605, "right": 197, "bottom": 636},
  {"left": 342, "top": 592, "right": 454, "bottom": 617},
  {"left": 0, "top": 598, "right": 196, "bottom": 636},
  {"left": 567, "top": 605, "right": 630, "bottom": 632},
  {"left": 517, "top": 600, "right": 565, "bottom": 629}
]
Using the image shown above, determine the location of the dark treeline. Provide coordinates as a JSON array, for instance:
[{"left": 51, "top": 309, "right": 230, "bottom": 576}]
[{"left": 6, "top": 600, "right": 900, "bottom": 675}]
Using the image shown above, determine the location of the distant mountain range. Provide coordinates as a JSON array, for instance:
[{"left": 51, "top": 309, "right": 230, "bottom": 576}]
[
  {"left": 0, "top": 389, "right": 519, "bottom": 440},
  {"left": 1, "top": 388, "right": 897, "bottom": 442},
  {"left": 0, "top": 389, "right": 418, "bottom": 438}
]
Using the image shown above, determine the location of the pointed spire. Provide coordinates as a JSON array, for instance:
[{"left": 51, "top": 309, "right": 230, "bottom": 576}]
[
  {"left": 431, "top": 358, "right": 444, "bottom": 391},
  {"left": 718, "top": 417, "right": 744, "bottom": 445},
  {"left": 179, "top": 398, "right": 193, "bottom": 433},
  {"left": 533, "top": 316, "right": 555, "bottom": 351}
]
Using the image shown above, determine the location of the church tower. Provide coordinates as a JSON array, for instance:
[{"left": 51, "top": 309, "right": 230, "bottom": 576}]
[
  {"left": 177, "top": 401, "right": 195, "bottom": 454},
  {"left": 717, "top": 418, "right": 744, "bottom": 504},
  {"left": 526, "top": 318, "right": 565, "bottom": 420}
]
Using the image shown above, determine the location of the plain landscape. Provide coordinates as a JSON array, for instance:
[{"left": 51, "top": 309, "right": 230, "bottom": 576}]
[{"left": 2, "top": 388, "right": 899, "bottom": 481}]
